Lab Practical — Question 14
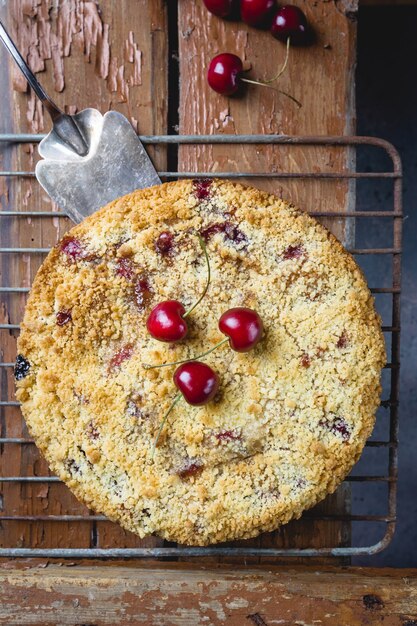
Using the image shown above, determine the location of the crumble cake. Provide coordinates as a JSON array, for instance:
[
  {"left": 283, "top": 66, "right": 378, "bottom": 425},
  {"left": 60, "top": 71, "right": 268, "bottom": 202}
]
[{"left": 15, "top": 179, "right": 385, "bottom": 545}]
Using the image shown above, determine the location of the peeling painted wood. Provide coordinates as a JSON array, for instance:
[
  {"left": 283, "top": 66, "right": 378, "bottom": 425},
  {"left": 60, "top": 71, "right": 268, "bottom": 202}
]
[
  {"left": 0, "top": 565, "right": 417, "bottom": 625},
  {"left": 178, "top": 0, "right": 357, "bottom": 242},
  {"left": 0, "top": 0, "right": 168, "bottom": 552}
]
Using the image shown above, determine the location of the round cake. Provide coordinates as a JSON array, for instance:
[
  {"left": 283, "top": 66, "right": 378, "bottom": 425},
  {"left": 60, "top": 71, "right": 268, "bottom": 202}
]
[{"left": 15, "top": 179, "right": 385, "bottom": 545}]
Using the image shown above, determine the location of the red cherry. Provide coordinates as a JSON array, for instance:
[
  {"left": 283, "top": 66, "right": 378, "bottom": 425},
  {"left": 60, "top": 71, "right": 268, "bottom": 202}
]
[
  {"left": 241, "top": 0, "right": 276, "bottom": 28},
  {"left": 60, "top": 236, "right": 94, "bottom": 261},
  {"left": 56, "top": 309, "right": 72, "bottom": 326},
  {"left": 155, "top": 231, "right": 174, "bottom": 255},
  {"left": 271, "top": 5, "right": 309, "bottom": 45},
  {"left": 146, "top": 301, "right": 188, "bottom": 343},
  {"left": 174, "top": 361, "right": 219, "bottom": 406},
  {"left": 203, "top": 0, "right": 235, "bottom": 17},
  {"left": 219, "top": 307, "right": 263, "bottom": 352},
  {"left": 207, "top": 53, "right": 243, "bottom": 96},
  {"left": 109, "top": 344, "right": 134, "bottom": 371}
]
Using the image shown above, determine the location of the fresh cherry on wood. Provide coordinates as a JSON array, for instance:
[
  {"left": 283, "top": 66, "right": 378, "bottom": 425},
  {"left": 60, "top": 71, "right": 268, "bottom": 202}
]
[
  {"left": 147, "top": 300, "right": 188, "bottom": 343},
  {"left": 241, "top": 0, "right": 276, "bottom": 28},
  {"left": 202, "top": 0, "right": 236, "bottom": 17},
  {"left": 219, "top": 307, "right": 263, "bottom": 352},
  {"left": 270, "top": 5, "right": 309, "bottom": 45},
  {"left": 207, "top": 53, "right": 243, "bottom": 96},
  {"left": 207, "top": 51, "right": 300, "bottom": 106},
  {"left": 173, "top": 361, "right": 219, "bottom": 405}
]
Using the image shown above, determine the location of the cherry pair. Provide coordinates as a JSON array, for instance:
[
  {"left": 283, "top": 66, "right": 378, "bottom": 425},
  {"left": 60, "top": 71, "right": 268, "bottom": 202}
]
[
  {"left": 146, "top": 231, "right": 263, "bottom": 363},
  {"left": 147, "top": 301, "right": 262, "bottom": 352},
  {"left": 205, "top": 4, "right": 309, "bottom": 99}
]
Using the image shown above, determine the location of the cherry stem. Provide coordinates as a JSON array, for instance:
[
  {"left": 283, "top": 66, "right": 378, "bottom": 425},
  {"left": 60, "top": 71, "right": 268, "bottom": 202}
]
[
  {"left": 151, "top": 392, "right": 182, "bottom": 458},
  {"left": 183, "top": 233, "right": 211, "bottom": 318},
  {"left": 241, "top": 78, "right": 302, "bottom": 107},
  {"left": 240, "top": 38, "right": 301, "bottom": 108},
  {"left": 263, "top": 37, "right": 291, "bottom": 84},
  {"left": 143, "top": 337, "right": 229, "bottom": 370},
  {"left": 241, "top": 37, "right": 289, "bottom": 86}
]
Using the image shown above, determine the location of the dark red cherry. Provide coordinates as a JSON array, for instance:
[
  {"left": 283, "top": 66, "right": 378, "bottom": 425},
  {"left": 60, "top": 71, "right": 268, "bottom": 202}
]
[
  {"left": 207, "top": 53, "right": 243, "bottom": 96},
  {"left": 271, "top": 5, "right": 309, "bottom": 45},
  {"left": 241, "top": 0, "right": 275, "bottom": 28},
  {"left": 203, "top": 0, "right": 235, "bottom": 17},
  {"left": 193, "top": 178, "right": 213, "bottom": 201},
  {"left": 146, "top": 300, "right": 188, "bottom": 343},
  {"left": 56, "top": 309, "right": 72, "bottom": 326},
  {"left": 177, "top": 459, "right": 204, "bottom": 479},
  {"left": 173, "top": 361, "right": 219, "bottom": 406},
  {"left": 155, "top": 231, "right": 174, "bottom": 255},
  {"left": 60, "top": 236, "right": 93, "bottom": 261},
  {"left": 109, "top": 344, "right": 134, "bottom": 371},
  {"left": 219, "top": 307, "right": 263, "bottom": 352}
]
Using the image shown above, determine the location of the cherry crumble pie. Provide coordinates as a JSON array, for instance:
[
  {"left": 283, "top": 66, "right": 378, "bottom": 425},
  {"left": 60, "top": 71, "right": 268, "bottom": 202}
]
[{"left": 15, "top": 180, "right": 385, "bottom": 545}]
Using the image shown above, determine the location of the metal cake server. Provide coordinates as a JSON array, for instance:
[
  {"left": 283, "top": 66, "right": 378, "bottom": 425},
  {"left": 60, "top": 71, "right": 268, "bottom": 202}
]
[{"left": 0, "top": 19, "right": 161, "bottom": 224}]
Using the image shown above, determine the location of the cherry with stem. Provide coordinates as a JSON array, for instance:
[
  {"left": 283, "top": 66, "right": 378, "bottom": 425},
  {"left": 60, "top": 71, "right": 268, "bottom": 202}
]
[
  {"left": 207, "top": 38, "right": 301, "bottom": 107},
  {"left": 151, "top": 361, "right": 219, "bottom": 456},
  {"left": 146, "top": 232, "right": 211, "bottom": 343},
  {"left": 144, "top": 307, "right": 264, "bottom": 369},
  {"left": 271, "top": 5, "right": 311, "bottom": 46}
]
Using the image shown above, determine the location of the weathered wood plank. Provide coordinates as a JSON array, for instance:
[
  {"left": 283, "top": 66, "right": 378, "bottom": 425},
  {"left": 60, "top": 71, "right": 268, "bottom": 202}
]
[
  {"left": 178, "top": 0, "right": 357, "bottom": 239},
  {"left": 0, "top": 565, "right": 417, "bottom": 625},
  {"left": 0, "top": 0, "right": 168, "bottom": 552},
  {"left": 177, "top": 0, "right": 357, "bottom": 561}
]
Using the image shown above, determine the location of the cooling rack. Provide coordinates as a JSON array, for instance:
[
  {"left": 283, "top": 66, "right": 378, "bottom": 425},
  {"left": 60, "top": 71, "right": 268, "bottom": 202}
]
[{"left": 0, "top": 134, "right": 401, "bottom": 558}]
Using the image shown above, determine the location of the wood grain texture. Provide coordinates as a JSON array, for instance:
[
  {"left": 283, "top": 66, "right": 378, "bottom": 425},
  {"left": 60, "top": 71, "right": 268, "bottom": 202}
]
[
  {"left": 0, "top": 565, "right": 417, "bottom": 625},
  {"left": 178, "top": 0, "right": 357, "bottom": 238},
  {"left": 178, "top": 0, "right": 357, "bottom": 561},
  {"left": 0, "top": 0, "right": 168, "bottom": 552}
]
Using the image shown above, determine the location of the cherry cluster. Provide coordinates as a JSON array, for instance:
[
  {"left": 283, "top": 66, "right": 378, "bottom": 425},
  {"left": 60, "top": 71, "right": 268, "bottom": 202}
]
[
  {"left": 204, "top": 2, "right": 311, "bottom": 97},
  {"left": 204, "top": 1, "right": 309, "bottom": 39},
  {"left": 145, "top": 234, "right": 264, "bottom": 454}
]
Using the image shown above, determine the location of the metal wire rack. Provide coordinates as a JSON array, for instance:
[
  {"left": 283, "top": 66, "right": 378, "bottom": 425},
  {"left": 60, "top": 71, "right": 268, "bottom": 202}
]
[{"left": 0, "top": 134, "right": 401, "bottom": 558}]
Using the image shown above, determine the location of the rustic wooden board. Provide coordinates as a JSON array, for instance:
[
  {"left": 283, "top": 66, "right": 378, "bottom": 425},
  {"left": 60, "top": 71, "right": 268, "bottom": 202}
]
[
  {"left": 0, "top": 0, "right": 168, "bottom": 552},
  {"left": 1, "top": 565, "right": 417, "bottom": 625},
  {"left": 177, "top": 0, "right": 357, "bottom": 560}
]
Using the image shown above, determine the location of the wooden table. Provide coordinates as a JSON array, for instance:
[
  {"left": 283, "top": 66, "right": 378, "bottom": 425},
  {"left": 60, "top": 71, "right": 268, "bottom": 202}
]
[
  {"left": 0, "top": 0, "right": 408, "bottom": 622},
  {"left": 0, "top": 564, "right": 417, "bottom": 625}
]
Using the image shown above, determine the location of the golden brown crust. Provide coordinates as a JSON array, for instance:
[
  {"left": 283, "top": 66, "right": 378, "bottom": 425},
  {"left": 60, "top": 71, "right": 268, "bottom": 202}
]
[{"left": 16, "top": 179, "right": 385, "bottom": 545}]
